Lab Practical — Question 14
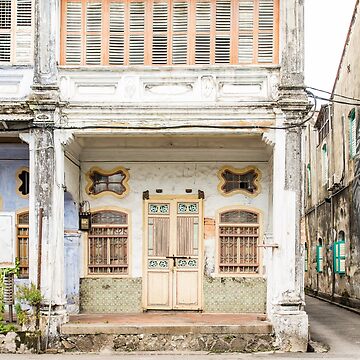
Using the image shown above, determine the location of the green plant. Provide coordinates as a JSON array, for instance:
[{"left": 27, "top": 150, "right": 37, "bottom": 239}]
[
  {"left": 0, "top": 259, "right": 20, "bottom": 317},
  {"left": 0, "top": 322, "right": 17, "bottom": 334},
  {"left": 16, "top": 283, "right": 42, "bottom": 307},
  {"left": 15, "top": 303, "right": 27, "bottom": 326}
]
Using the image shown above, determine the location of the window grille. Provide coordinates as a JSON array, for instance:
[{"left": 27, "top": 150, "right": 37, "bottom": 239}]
[
  {"left": 218, "top": 166, "right": 260, "bottom": 196},
  {"left": 88, "top": 210, "right": 129, "bottom": 275},
  {"left": 0, "top": 0, "right": 33, "bottom": 64},
  {"left": 18, "top": 169, "right": 29, "bottom": 196},
  {"left": 88, "top": 168, "right": 127, "bottom": 196},
  {"left": 218, "top": 209, "right": 259, "bottom": 274},
  {"left": 61, "top": 0, "right": 279, "bottom": 66},
  {"left": 17, "top": 211, "right": 29, "bottom": 278}
]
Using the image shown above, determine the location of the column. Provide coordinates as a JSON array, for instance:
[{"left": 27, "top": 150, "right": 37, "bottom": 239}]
[
  {"left": 266, "top": 113, "right": 308, "bottom": 351},
  {"left": 26, "top": 0, "right": 68, "bottom": 340}
]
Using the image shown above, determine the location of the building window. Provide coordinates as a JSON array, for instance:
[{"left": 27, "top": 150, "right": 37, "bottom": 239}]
[
  {"left": 306, "top": 163, "right": 311, "bottom": 196},
  {"left": 61, "top": 0, "right": 279, "bottom": 66},
  {"left": 88, "top": 210, "right": 129, "bottom": 275},
  {"left": 304, "top": 242, "right": 308, "bottom": 272},
  {"left": 17, "top": 169, "right": 29, "bottom": 196},
  {"left": 218, "top": 208, "right": 259, "bottom": 274},
  {"left": 334, "top": 231, "right": 346, "bottom": 275},
  {"left": 315, "top": 105, "right": 330, "bottom": 144},
  {"left": 0, "top": 0, "right": 33, "bottom": 64},
  {"left": 321, "top": 144, "right": 328, "bottom": 184},
  {"left": 17, "top": 211, "right": 29, "bottom": 278},
  {"left": 218, "top": 166, "right": 261, "bottom": 196},
  {"left": 316, "top": 238, "right": 323, "bottom": 273},
  {"left": 349, "top": 108, "right": 357, "bottom": 159},
  {"left": 86, "top": 167, "right": 129, "bottom": 198}
]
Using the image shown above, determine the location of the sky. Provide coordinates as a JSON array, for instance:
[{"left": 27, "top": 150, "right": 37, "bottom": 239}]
[{"left": 305, "top": 0, "right": 357, "bottom": 93}]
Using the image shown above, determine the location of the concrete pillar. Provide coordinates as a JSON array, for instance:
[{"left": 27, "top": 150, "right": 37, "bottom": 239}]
[
  {"left": 266, "top": 114, "right": 308, "bottom": 352},
  {"left": 33, "top": 0, "right": 58, "bottom": 87},
  {"left": 26, "top": 0, "right": 69, "bottom": 341}
]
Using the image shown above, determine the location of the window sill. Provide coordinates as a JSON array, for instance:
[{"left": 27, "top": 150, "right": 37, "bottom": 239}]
[{"left": 58, "top": 64, "right": 281, "bottom": 73}]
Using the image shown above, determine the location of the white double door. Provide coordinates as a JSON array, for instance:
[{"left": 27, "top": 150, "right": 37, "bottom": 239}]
[{"left": 144, "top": 197, "right": 203, "bottom": 310}]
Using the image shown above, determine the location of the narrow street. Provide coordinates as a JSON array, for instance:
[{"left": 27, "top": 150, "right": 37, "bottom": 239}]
[
  {"left": 305, "top": 295, "right": 360, "bottom": 356},
  {"left": 1, "top": 295, "right": 360, "bottom": 359}
]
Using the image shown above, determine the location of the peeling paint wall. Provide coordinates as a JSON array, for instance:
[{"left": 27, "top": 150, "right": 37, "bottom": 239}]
[
  {"left": 303, "top": 2, "right": 360, "bottom": 309},
  {"left": 0, "top": 144, "right": 29, "bottom": 213},
  {"left": 79, "top": 161, "right": 270, "bottom": 279}
]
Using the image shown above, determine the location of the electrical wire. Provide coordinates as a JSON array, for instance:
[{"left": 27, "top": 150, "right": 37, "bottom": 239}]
[
  {"left": 312, "top": 94, "right": 360, "bottom": 106},
  {"left": 307, "top": 86, "right": 360, "bottom": 103}
]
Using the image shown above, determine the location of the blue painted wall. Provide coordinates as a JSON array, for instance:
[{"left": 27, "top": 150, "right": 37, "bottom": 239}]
[{"left": 0, "top": 144, "right": 29, "bottom": 212}]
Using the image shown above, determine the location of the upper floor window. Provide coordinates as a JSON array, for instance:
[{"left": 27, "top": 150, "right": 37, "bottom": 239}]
[
  {"left": 0, "top": 0, "right": 33, "bottom": 64},
  {"left": 315, "top": 105, "right": 331, "bottom": 144},
  {"left": 321, "top": 143, "right": 328, "bottom": 184},
  {"left": 349, "top": 108, "right": 357, "bottom": 159},
  {"left": 61, "top": 0, "right": 279, "bottom": 66},
  {"left": 306, "top": 163, "right": 311, "bottom": 196}
]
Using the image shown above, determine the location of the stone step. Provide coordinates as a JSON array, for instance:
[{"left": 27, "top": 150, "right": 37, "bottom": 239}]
[{"left": 61, "top": 322, "right": 272, "bottom": 335}]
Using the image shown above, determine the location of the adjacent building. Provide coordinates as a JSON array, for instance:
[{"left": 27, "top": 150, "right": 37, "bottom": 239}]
[
  {"left": 303, "top": 0, "right": 360, "bottom": 310},
  {"left": 1, "top": 0, "right": 309, "bottom": 351}
]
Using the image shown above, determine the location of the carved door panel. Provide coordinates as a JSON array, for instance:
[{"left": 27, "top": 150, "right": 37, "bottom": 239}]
[{"left": 144, "top": 198, "right": 202, "bottom": 310}]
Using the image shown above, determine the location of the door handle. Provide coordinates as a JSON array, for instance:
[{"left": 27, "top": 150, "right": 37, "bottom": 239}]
[{"left": 165, "top": 255, "right": 191, "bottom": 267}]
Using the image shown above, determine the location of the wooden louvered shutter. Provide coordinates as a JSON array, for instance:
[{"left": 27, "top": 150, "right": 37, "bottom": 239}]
[
  {"left": 195, "top": 1, "right": 211, "bottom": 64},
  {"left": 238, "top": 0, "right": 254, "bottom": 63},
  {"left": 15, "top": 0, "right": 32, "bottom": 64},
  {"left": 172, "top": 1, "right": 188, "bottom": 64},
  {"left": 257, "top": 0, "right": 274, "bottom": 63},
  {"left": 86, "top": 1, "right": 102, "bottom": 64},
  {"left": 129, "top": 1, "right": 145, "bottom": 65},
  {"left": 152, "top": 1, "right": 168, "bottom": 64},
  {"left": 109, "top": 1, "right": 125, "bottom": 65},
  {"left": 0, "top": 0, "right": 12, "bottom": 63},
  {"left": 215, "top": 0, "right": 231, "bottom": 64},
  {"left": 64, "top": 1, "right": 83, "bottom": 65}
]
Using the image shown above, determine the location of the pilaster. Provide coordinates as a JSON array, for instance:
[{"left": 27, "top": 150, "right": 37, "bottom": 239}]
[{"left": 266, "top": 0, "right": 310, "bottom": 351}]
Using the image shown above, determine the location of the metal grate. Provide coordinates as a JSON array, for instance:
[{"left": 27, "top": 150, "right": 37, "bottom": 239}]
[{"left": 88, "top": 211, "right": 128, "bottom": 275}]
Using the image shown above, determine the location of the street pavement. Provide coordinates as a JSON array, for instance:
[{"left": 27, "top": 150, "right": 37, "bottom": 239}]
[{"left": 1, "top": 295, "right": 360, "bottom": 359}]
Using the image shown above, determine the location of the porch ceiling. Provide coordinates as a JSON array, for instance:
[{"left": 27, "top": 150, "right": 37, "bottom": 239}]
[{"left": 68, "top": 134, "right": 272, "bottom": 163}]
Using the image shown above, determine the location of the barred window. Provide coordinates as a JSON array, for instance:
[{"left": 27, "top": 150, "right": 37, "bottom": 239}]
[
  {"left": 218, "top": 166, "right": 261, "bottom": 196},
  {"left": 218, "top": 209, "right": 259, "bottom": 274},
  {"left": 87, "top": 167, "right": 129, "bottom": 197},
  {"left": 18, "top": 169, "right": 29, "bottom": 196},
  {"left": 17, "top": 211, "right": 29, "bottom": 278},
  {"left": 0, "top": 0, "right": 33, "bottom": 64},
  {"left": 88, "top": 210, "right": 129, "bottom": 275},
  {"left": 61, "top": 0, "right": 279, "bottom": 66}
]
